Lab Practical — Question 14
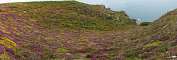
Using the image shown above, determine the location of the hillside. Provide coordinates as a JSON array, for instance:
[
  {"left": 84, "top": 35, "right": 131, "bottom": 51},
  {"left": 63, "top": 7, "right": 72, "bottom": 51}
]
[
  {"left": 0, "top": 1, "right": 136, "bottom": 31},
  {"left": 0, "top": 1, "right": 137, "bottom": 60},
  {"left": 121, "top": 9, "right": 177, "bottom": 60},
  {"left": 0, "top": 1, "right": 177, "bottom": 60}
]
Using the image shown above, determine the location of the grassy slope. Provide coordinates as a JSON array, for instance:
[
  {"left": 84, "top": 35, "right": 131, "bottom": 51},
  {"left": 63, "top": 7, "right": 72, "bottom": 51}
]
[{"left": 0, "top": 1, "right": 137, "bottom": 60}]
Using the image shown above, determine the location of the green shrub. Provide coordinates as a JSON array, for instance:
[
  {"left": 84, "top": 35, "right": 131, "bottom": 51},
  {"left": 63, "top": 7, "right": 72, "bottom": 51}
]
[
  {"left": 57, "top": 48, "right": 69, "bottom": 53},
  {"left": 126, "top": 57, "right": 142, "bottom": 60},
  {"left": 43, "top": 48, "right": 58, "bottom": 60},
  {"left": 140, "top": 22, "right": 152, "bottom": 26},
  {"left": 125, "top": 48, "right": 141, "bottom": 60},
  {"left": 159, "top": 44, "right": 169, "bottom": 53}
]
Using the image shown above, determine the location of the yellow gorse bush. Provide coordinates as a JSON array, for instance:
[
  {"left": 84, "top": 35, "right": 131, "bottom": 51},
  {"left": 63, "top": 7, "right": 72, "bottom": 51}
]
[
  {"left": 0, "top": 36, "right": 16, "bottom": 60},
  {"left": 0, "top": 37, "right": 16, "bottom": 48},
  {"left": 144, "top": 40, "right": 162, "bottom": 48},
  {"left": 0, "top": 50, "right": 11, "bottom": 60}
]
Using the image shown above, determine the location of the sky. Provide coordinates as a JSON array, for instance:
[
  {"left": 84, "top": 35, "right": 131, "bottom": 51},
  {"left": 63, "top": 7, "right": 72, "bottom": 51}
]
[
  {"left": 78, "top": 0, "right": 177, "bottom": 22},
  {"left": 1, "top": 0, "right": 177, "bottom": 22}
]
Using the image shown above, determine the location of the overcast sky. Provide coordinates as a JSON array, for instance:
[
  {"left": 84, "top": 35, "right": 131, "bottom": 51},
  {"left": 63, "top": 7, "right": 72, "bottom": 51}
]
[{"left": 1, "top": 0, "right": 177, "bottom": 22}]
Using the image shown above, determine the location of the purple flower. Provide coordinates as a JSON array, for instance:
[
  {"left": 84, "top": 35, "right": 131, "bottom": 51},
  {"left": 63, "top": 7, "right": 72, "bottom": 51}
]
[
  {"left": 6, "top": 48, "right": 14, "bottom": 55},
  {"left": 0, "top": 46, "right": 4, "bottom": 54},
  {"left": 152, "top": 35, "right": 161, "bottom": 40},
  {"left": 0, "top": 14, "right": 18, "bottom": 20},
  {"left": 91, "top": 55, "right": 97, "bottom": 60}
]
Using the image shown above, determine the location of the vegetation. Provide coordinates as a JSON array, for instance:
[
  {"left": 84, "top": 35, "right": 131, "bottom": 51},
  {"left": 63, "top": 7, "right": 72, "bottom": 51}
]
[
  {"left": 0, "top": 1, "right": 176, "bottom": 60},
  {"left": 139, "top": 22, "right": 152, "bottom": 26},
  {"left": 144, "top": 40, "right": 162, "bottom": 48}
]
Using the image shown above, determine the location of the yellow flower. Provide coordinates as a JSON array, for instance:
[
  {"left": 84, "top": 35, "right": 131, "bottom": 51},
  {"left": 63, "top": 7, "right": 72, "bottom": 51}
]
[{"left": 0, "top": 37, "right": 16, "bottom": 48}]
